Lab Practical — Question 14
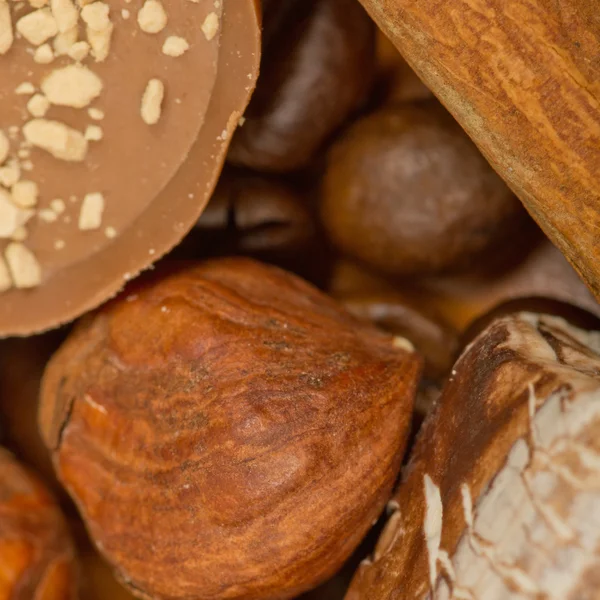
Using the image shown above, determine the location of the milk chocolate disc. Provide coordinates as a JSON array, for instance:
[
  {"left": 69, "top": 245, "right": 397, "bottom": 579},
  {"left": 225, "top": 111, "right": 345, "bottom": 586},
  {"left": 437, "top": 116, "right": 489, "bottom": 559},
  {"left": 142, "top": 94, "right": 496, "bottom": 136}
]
[{"left": 0, "top": 0, "right": 260, "bottom": 336}]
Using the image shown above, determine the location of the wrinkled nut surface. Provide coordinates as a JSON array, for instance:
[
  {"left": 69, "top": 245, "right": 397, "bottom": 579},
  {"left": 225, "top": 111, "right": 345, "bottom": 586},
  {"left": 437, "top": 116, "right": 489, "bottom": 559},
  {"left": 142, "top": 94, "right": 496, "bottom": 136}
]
[
  {"left": 228, "top": 0, "right": 375, "bottom": 172},
  {"left": 40, "top": 258, "right": 421, "bottom": 600},
  {"left": 347, "top": 312, "right": 600, "bottom": 600},
  {"left": 0, "top": 447, "right": 78, "bottom": 599},
  {"left": 357, "top": 0, "right": 600, "bottom": 300},
  {"left": 320, "top": 101, "right": 525, "bottom": 277}
]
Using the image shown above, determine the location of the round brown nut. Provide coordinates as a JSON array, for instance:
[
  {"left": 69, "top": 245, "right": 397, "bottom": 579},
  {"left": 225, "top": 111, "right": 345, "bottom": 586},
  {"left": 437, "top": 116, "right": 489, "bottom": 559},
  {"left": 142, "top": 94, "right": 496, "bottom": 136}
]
[
  {"left": 0, "top": 448, "right": 78, "bottom": 599},
  {"left": 320, "top": 101, "right": 526, "bottom": 276},
  {"left": 228, "top": 0, "right": 375, "bottom": 172},
  {"left": 39, "top": 258, "right": 422, "bottom": 600}
]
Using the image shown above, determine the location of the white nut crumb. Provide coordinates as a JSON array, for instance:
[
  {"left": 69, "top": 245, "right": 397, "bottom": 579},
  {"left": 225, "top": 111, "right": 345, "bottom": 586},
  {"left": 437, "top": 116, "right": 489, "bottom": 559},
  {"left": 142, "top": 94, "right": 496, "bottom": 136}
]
[
  {"left": 23, "top": 118, "right": 88, "bottom": 161},
  {"left": 0, "top": 0, "right": 14, "bottom": 55},
  {"left": 392, "top": 336, "right": 415, "bottom": 352},
  {"left": 201, "top": 12, "right": 219, "bottom": 41},
  {"left": 0, "top": 130, "right": 9, "bottom": 165},
  {"left": 88, "top": 107, "right": 104, "bottom": 120},
  {"left": 11, "top": 179, "right": 38, "bottom": 207},
  {"left": 17, "top": 148, "right": 30, "bottom": 159},
  {"left": 5, "top": 242, "right": 41, "bottom": 288},
  {"left": 81, "top": 1, "right": 109, "bottom": 29},
  {"left": 84, "top": 124, "right": 103, "bottom": 140},
  {"left": 52, "top": 26, "right": 77, "bottom": 55},
  {"left": 33, "top": 42, "right": 54, "bottom": 63},
  {"left": 0, "top": 189, "right": 33, "bottom": 238},
  {"left": 42, "top": 64, "right": 103, "bottom": 108},
  {"left": 141, "top": 78, "right": 164, "bottom": 125},
  {"left": 27, "top": 93, "right": 50, "bottom": 117},
  {"left": 21, "top": 160, "right": 33, "bottom": 171},
  {"left": 0, "top": 162, "right": 20, "bottom": 187},
  {"left": 50, "top": 198, "right": 65, "bottom": 213},
  {"left": 15, "top": 81, "right": 35, "bottom": 95},
  {"left": 0, "top": 257, "right": 12, "bottom": 292},
  {"left": 29, "top": 0, "right": 49, "bottom": 8},
  {"left": 50, "top": 0, "right": 78, "bottom": 33},
  {"left": 137, "top": 0, "right": 166, "bottom": 34},
  {"left": 68, "top": 40, "right": 89, "bottom": 61},
  {"left": 16, "top": 8, "right": 58, "bottom": 46},
  {"left": 162, "top": 35, "right": 189, "bottom": 57},
  {"left": 104, "top": 225, "right": 116, "bottom": 238},
  {"left": 38, "top": 207, "right": 58, "bottom": 222},
  {"left": 54, "top": 239, "right": 65, "bottom": 249},
  {"left": 87, "top": 23, "right": 112, "bottom": 61},
  {"left": 79, "top": 191, "right": 104, "bottom": 230},
  {"left": 121, "top": 8, "right": 129, "bottom": 18}
]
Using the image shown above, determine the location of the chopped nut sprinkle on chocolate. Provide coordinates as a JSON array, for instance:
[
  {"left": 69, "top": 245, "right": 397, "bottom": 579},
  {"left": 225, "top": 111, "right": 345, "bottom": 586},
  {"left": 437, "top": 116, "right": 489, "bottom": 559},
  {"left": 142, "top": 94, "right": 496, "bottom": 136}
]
[
  {"left": 16, "top": 7, "right": 57, "bottom": 45},
  {"left": 162, "top": 35, "right": 189, "bottom": 57},
  {"left": 0, "top": 131, "right": 8, "bottom": 164},
  {"left": 137, "top": 0, "right": 167, "bottom": 34},
  {"left": 27, "top": 93, "right": 50, "bottom": 117},
  {"left": 78, "top": 191, "right": 104, "bottom": 230},
  {"left": 141, "top": 78, "right": 164, "bottom": 125},
  {"left": 0, "top": 0, "right": 14, "bottom": 54},
  {"left": 23, "top": 118, "right": 88, "bottom": 162},
  {"left": 41, "top": 64, "right": 103, "bottom": 108},
  {"left": 5, "top": 242, "right": 42, "bottom": 287},
  {"left": 201, "top": 11, "right": 218, "bottom": 40}
]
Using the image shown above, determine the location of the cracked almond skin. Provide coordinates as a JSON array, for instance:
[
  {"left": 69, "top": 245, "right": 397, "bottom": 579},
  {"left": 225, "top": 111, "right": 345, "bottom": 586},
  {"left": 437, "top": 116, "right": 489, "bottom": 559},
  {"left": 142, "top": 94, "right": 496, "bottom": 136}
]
[
  {"left": 0, "top": 448, "right": 78, "bottom": 600},
  {"left": 346, "top": 311, "right": 600, "bottom": 600},
  {"left": 39, "top": 258, "right": 422, "bottom": 600}
]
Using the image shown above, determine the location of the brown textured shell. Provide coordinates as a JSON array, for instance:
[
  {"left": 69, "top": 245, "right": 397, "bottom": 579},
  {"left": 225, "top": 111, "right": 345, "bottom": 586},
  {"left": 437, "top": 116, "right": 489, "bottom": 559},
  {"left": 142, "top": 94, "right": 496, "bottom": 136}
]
[
  {"left": 356, "top": 0, "right": 600, "bottom": 299},
  {"left": 0, "top": 448, "right": 78, "bottom": 600},
  {"left": 39, "top": 258, "right": 421, "bottom": 600},
  {"left": 346, "top": 312, "right": 600, "bottom": 599}
]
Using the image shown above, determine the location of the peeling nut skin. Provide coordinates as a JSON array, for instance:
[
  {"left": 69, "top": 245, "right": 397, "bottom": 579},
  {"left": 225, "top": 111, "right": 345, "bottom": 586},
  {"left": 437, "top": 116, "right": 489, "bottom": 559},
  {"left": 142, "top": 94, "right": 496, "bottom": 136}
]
[
  {"left": 354, "top": 0, "right": 600, "bottom": 301},
  {"left": 0, "top": 448, "right": 78, "bottom": 600},
  {"left": 320, "top": 102, "right": 526, "bottom": 276},
  {"left": 228, "top": 0, "right": 375, "bottom": 172},
  {"left": 39, "top": 258, "right": 422, "bottom": 600},
  {"left": 346, "top": 311, "right": 600, "bottom": 600}
]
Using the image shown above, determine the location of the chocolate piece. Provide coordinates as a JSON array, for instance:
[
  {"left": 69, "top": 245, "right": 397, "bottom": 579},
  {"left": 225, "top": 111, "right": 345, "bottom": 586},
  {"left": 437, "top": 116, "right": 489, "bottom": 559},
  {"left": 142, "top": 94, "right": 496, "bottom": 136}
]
[
  {"left": 228, "top": 0, "right": 375, "bottom": 172},
  {"left": 347, "top": 312, "right": 600, "bottom": 599},
  {"left": 0, "top": 0, "right": 260, "bottom": 336},
  {"left": 320, "top": 101, "right": 526, "bottom": 277}
]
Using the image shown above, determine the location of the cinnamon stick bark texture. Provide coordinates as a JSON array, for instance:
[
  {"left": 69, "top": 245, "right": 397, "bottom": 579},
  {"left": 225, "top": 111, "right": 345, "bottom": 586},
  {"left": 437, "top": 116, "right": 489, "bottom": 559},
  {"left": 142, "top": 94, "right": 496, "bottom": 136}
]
[
  {"left": 346, "top": 312, "right": 600, "bottom": 599},
  {"left": 357, "top": 0, "right": 600, "bottom": 298}
]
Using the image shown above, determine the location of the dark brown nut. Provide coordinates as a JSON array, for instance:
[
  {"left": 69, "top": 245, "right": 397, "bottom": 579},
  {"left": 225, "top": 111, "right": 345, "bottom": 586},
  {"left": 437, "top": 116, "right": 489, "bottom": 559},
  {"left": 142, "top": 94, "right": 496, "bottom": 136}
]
[
  {"left": 39, "top": 258, "right": 421, "bottom": 600},
  {"left": 320, "top": 101, "right": 525, "bottom": 276},
  {"left": 180, "top": 170, "right": 316, "bottom": 260},
  {"left": 0, "top": 448, "right": 78, "bottom": 599},
  {"left": 340, "top": 291, "right": 458, "bottom": 379},
  {"left": 228, "top": 0, "right": 375, "bottom": 172},
  {"left": 347, "top": 311, "right": 600, "bottom": 599}
]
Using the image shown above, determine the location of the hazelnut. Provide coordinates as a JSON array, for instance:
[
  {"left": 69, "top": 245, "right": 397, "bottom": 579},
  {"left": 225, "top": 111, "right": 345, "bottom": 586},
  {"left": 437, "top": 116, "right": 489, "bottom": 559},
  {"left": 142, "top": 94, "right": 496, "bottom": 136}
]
[
  {"left": 228, "top": 0, "right": 375, "bottom": 172},
  {"left": 320, "top": 101, "right": 526, "bottom": 276},
  {"left": 39, "top": 258, "right": 421, "bottom": 599},
  {"left": 347, "top": 311, "right": 600, "bottom": 599},
  {"left": 0, "top": 447, "right": 78, "bottom": 599}
]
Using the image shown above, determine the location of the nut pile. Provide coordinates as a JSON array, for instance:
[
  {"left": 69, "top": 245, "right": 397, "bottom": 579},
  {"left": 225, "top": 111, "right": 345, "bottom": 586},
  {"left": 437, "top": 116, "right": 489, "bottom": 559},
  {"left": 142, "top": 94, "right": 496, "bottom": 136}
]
[{"left": 0, "top": 0, "right": 599, "bottom": 599}]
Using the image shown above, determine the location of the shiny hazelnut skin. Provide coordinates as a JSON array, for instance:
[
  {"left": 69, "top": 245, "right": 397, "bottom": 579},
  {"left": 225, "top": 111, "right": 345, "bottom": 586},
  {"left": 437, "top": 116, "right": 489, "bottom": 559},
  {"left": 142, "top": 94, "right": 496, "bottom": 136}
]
[
  {"left": 228, "top": 0, "right": 375, "bottom": 172},
  {"left": 320, "top": 101, "right": 526, "bottom": 276},
  {"left": 39, "top": 258, "right": 421, "bottom": 600},
  {"left": 0, "top": 448, "right": 78, "bottom": 599}
]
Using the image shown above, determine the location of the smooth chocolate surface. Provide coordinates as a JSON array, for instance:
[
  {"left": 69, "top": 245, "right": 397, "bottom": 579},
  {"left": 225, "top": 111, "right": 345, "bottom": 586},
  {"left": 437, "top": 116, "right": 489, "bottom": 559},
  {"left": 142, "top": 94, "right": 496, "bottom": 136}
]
[{"left": 0, "top": 0, "right": 260, "bottom": 336}]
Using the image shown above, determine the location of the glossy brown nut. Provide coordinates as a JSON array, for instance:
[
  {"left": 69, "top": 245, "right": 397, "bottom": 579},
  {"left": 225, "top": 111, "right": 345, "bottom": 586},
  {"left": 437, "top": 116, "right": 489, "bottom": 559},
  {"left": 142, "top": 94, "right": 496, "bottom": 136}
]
[
  {"left": 320, "top": 101, "right": 526, "bottom": 276},
  {"left": 39, "top": 258, "right": 421, "bottom": 600},
  {"left": 347, "top": 311, "right": 600, "bottom": 599},
  {"left": 180, "top": 170, "right": 316, "bottom": 259},
  {"left": 228, "top": 0, "right": 375, "bottom": 172},
  {"left": 0, "top": 448, "right": 78, "bottom": 600}
]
